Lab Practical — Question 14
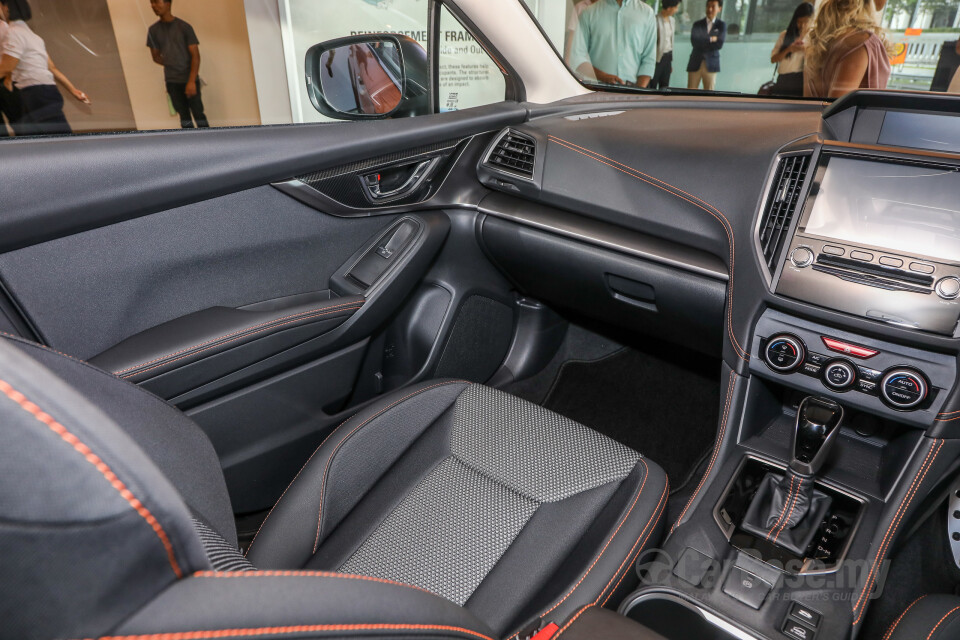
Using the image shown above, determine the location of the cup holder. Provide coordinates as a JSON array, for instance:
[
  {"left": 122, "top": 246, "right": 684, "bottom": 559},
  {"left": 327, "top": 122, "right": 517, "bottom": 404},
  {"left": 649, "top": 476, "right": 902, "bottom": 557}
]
[{"left": 622, "top": 592, "right": 759, "bottom": 640}]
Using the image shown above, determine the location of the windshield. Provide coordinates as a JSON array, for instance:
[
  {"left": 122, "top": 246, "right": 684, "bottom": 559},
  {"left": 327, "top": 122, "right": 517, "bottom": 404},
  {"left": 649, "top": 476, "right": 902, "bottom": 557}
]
[{"left": 522, "top": 0, "right": 960, "bottom": 99}]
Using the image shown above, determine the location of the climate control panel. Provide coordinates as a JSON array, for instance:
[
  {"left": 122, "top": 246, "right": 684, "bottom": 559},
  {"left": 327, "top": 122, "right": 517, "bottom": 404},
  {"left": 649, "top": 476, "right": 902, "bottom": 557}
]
[
  {"left": 762, "top": 332, "right": 931, "bottom": 410},
  {"left": 752, "top": 310, "right": 955, "bottom": 428}
]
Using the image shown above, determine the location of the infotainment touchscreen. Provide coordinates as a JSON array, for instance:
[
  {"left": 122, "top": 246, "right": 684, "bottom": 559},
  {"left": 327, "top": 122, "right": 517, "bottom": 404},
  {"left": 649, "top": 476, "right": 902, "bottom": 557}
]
[{"left": 803, "top": 156, "right": 960, "bottom": 264}]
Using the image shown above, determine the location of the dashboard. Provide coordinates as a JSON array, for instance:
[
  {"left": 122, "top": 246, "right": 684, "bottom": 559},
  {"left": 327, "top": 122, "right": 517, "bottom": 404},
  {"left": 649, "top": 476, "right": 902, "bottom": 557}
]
[{"left": 475, "top": 91, "right": 960, "bottom": 434}]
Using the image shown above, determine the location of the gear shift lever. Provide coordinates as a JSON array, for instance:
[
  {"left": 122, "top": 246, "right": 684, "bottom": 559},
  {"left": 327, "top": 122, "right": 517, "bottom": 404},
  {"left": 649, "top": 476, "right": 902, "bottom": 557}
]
[
  {"left": 790, "top": 396, "right": 844, "bottom": 476},
  {"left": 741, "top": 396, "right": 842, "bottom": 554}
]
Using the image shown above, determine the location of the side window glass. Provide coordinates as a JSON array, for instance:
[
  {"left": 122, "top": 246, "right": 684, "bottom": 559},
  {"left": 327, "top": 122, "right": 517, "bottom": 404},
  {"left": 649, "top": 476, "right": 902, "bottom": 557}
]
[
  {"left": 437, "top": 4, "right": 507, "bottom": 111},
  {"left": 1, "top": 0, "right": 510, "bottom": 136}
]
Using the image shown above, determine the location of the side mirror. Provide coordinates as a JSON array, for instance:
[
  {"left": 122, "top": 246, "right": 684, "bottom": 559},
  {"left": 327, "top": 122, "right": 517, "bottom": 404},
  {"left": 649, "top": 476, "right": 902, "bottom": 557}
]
[{"left": 305, "top": 34, "right": 429, "bottom": 120}]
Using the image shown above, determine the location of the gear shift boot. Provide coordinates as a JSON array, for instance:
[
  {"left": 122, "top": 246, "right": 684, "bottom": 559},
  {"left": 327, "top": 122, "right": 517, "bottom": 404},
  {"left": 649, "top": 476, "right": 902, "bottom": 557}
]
[{"left": 741, "top": 472, "right": 832, "bottom": 555}]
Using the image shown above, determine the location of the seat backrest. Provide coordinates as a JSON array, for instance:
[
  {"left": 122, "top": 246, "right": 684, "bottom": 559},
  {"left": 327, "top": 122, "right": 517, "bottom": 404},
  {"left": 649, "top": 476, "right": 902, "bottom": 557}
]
[{"left": 0, "top": 338, "right": 211, "bottom": 639}]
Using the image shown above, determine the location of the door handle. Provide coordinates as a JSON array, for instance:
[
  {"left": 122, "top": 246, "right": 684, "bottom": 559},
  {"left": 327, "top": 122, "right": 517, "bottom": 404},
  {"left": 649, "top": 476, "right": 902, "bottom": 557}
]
[{"left": 360, "top": 157, "right": 440, "bottom": 202}]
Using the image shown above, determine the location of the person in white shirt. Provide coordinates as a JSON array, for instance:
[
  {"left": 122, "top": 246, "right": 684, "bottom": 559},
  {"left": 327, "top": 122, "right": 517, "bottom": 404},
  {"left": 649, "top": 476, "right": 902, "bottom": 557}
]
[
  {"left": 652, "top": 0, "right": 680, "bottom": 89},
  {"left": 769, "top": 2, "right": 814, "bottom": 96},
  {"left": 0, "top": 13, "right": 22, "bottom": 135},
  {"left": 565, "top": 0, "right": 601, "bottom": 64},
  {"left": 0, "top": 0, "right": 89, "bottom": 136}
]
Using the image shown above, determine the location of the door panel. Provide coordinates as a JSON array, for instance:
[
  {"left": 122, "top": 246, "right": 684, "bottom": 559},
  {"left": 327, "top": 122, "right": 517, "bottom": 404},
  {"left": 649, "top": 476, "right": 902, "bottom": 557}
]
[
  {"left": 0, "top": 103, "right": 526, "bottom": 512},
  {"left": 0, "top": 186, "right": 393, "bottom": 360}
]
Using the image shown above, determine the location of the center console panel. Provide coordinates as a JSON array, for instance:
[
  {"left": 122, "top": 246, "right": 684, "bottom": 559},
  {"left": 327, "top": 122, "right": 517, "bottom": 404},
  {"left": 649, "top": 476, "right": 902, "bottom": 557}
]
[{"left": 751, "top": 309, "right": 956, "bottom": 428}]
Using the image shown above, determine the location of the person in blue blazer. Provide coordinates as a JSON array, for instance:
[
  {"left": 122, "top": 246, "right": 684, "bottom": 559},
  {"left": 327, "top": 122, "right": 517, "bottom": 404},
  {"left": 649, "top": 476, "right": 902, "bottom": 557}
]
[{"left": 686, "top": 0, "right": 726, "bottom": 90}]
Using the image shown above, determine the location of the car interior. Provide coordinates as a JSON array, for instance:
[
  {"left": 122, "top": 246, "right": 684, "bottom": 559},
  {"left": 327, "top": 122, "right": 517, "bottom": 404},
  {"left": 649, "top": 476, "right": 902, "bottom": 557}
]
[{"left": 4, "top": 1, "right": 960, "bottom": 640}]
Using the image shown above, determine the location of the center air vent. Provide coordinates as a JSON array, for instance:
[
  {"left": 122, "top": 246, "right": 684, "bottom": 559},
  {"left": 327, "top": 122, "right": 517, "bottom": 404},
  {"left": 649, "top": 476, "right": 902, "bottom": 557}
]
[
  {"left": 758, "top": 154, "right": 811, "bottom": 271},
  {"left": 486, "top": 131, "right": 536, "bottom": 179}
]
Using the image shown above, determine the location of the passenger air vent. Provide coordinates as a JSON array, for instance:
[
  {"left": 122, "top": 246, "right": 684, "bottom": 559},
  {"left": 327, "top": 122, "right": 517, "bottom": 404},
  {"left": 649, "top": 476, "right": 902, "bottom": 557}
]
[
  {"left": 758, "top": 154, "right": 811, "bottom": 271},
  {"left": 486, "top": 131, "right": 536, "bottom": 179}
]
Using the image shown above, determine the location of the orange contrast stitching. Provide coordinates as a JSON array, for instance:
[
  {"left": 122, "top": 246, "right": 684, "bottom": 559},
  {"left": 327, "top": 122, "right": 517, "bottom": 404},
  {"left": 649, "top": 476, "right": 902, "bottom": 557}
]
[
  {"left": 551, "top": 604, "right": 595, "bottom": 640},
  {"left": 537, "top": 459, "right": 651, "bottom": 619},
  {"left": 114, "top": 300, "right": 362, "bottom": 375},
  {"left": 90, "top": 623, "right": 495, "bottom": 640},
  {"left": 245, "top": 412, "right": 351, "bottom": 557},
  {"left": 313, "top": 380, "right": 468, "bottom": 552},
  {"left": 193, "top": 570, "right": 429, "bottom": 593},
  {"left": 0, "top": 378, "right": 183, "bottom": 578},
  {"left": 853, "top": 439, "right": 942, "bottom": 623},
  {"left": 118, "top": 302, "right": 363, "bottom": 378},
  {"left": 771, "top": 475, "right": 803, "bottom": 545},
  {"left": 600, "top": 481, "right": 669, "bottom": 607},
  {"left": 883, "top": 595, "right": 928, "bottom": 640},
  {"left": 927, "top": 605, "right": 960, "bottom": 640},
  {"left": 765, "top": 474, "right": 796, "bottom": 541},
  {"left": 672, "top": 370, "right": 736, "bottom": 532},
  {"left": 547, "top": 135, "right": 749, "bottom": 361}
]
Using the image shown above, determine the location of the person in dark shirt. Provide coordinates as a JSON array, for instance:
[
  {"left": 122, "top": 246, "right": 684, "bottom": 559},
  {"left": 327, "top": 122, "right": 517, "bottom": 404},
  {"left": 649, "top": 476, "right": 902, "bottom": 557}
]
[{"left": 146, "top": 0, "right": 207, "bottom": 128}]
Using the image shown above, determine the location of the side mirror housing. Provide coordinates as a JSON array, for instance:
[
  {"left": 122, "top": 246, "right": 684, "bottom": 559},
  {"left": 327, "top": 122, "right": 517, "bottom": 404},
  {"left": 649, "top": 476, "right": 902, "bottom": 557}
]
[{"left": 305, "top": 34, "right": 429, "bottom": 120}]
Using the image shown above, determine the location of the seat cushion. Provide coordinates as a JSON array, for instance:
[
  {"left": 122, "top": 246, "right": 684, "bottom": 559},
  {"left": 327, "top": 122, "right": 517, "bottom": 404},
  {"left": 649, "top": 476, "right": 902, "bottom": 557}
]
[
  {"left": 885, "top": 594, "right": 960, "bottom": 640},
  {"left": 246, "top": 380, "right": 669, "bottom": 637}
]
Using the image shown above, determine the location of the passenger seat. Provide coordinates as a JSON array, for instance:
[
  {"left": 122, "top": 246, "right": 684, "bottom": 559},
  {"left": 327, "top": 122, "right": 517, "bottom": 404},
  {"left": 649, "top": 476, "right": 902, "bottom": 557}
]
[{"left": 0, "top": 335, "right": 668, "bottom": 640}]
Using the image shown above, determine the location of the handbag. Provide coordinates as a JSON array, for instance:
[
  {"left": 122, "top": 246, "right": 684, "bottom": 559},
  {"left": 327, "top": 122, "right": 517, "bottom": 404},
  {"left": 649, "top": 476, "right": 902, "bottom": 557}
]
[{"left": 758, "top": 64, "right": 778, "bottom": 96}]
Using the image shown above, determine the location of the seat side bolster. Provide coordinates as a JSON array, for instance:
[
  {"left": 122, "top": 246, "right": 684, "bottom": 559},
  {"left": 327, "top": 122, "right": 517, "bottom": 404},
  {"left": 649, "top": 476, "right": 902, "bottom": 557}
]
[
  {"left": 111, "top": 573, "right": 497, "bottom": 640},
  {"left": 245, "top": 379, "right": 469, "bottom": 568},
  {"left": 504, "top": 459, "right": 669, "bottom": 639},
  {"left": 886, "top": 594, "right": 960, "bottom": 640}
]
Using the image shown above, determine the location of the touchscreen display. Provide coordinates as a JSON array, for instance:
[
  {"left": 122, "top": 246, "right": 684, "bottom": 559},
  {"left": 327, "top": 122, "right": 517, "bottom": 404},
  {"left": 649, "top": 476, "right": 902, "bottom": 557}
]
[{"left": 804, "top": 156, "right": 960, "bottom": 264}]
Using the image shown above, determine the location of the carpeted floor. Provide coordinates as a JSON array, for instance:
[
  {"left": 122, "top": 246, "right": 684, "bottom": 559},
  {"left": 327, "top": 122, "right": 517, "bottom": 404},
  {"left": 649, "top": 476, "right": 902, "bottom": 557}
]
[{"left": 537, "top": 343, "right": 721, "bottom": 493}]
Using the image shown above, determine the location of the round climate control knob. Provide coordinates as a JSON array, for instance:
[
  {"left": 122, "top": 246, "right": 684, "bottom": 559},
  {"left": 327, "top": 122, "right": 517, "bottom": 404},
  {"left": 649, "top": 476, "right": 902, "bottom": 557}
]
[
  {"left": 765, "top": 334, "right": 805, "bottom": 372},
  {"left": 881, "top": 368, "right": 928, "bottom": 410},
  {"left": 936, "top": 276, "right": 960, "bottom": 300},
  {"left": 790, "top": 246, "right": 815, "bottom": 268},
  {"left": 823, "top": 360, "right": 856, "bottom": 390}
]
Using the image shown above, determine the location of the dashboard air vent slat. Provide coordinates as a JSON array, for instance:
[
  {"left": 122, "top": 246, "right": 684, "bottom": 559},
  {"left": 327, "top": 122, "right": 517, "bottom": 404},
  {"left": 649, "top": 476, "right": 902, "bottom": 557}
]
[
  {"left": 487, "top": 131, "right": 536, "bottom": 178},
  {"left": 759, "top": 154, "right": 810, "bottom": 270}
]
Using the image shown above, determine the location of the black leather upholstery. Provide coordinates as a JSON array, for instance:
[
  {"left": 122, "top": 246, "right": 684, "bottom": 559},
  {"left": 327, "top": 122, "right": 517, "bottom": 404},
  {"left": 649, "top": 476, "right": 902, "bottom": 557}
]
[
  {"left": 885, "top": 594, "right": 960, "bottom": 640},
  {"left": 0, "top": 334, "right": 668, "bottom": 639}
]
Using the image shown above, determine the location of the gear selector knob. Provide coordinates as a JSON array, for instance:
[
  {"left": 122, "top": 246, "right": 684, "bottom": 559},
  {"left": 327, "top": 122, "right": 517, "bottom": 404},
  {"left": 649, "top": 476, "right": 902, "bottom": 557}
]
[{"left": 790, "top": 396, "right": 844, "bottom": 476}]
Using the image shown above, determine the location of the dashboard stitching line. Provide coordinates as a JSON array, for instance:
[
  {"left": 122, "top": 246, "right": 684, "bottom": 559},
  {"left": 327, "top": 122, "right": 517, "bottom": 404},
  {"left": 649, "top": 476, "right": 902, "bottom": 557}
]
[
  {"left": 546, "top": 135, "right": 749, "bottom": 360},
  {"left": 671, "top": 369, "right": 736, "bottom": 532},
  {"left": 770, "top": 476, "right": 802, "bottom": 545},
  {"left": 765, "top": 473, "right": 796, "bottom": 541}
]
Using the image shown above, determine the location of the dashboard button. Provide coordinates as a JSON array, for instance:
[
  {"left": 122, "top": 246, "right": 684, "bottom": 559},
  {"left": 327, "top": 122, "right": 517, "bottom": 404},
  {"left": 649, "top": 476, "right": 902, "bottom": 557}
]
[
  {"left": 765, "top": 335, "right": 805, "bottom": 372},
  {"left": 783, "top": 620, "right": 816, "bottom": 640},
  {"left": 821, "top": 245, "right": 844, "bottom": 256},
  {"left": 936, "top": 277, "right": 960, "bottom": 300},
  {"left": 857, "top": 366, "right": 882, "bottom": 382},
  {"left": 823, "top": 360, "right": 856, "bottom": 390},
  {"left": 801, "top": 363, "right": 822, "bottom": 377},
  {"left": 881, "top": 369, "right": 928, "bottom": 410},
  {"left": 879, "top": 256, "right": 904, "bottom": 268},
  {"left": 850, "top": 251, "right": 874, "bottom": 262},
  {"left": 790, "top": 247, "right": 815, "bottom": 268},
  {"left": 807, "top": 352, "right": 829, "bottom": 366},
  {"left": 722, "top": 567, "right": 772, "bottom": 609},
  {"left": 857, "top": 380, "right": 878, "bottom": 395},
  {"left": 789, "top": 603, "right": 822, "bottom": 628},
  {"left": 821, "top": 337, "right": 878, "bottom": 359},
  {"left": 910, "top": 262, "right": 935, "bottom": 274}
]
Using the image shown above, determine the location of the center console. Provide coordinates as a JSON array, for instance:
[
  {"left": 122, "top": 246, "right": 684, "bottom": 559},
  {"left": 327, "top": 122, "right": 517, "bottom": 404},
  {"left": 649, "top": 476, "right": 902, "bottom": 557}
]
[{"left": 613, "top": 94, "right": 960, "bottom": 640}]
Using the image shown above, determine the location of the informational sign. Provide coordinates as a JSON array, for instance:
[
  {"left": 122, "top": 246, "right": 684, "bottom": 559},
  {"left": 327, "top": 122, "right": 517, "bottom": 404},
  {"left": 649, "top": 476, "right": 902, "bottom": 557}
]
[
  {"left": 279, "top": 0, "right": 503, "bottom": 121},
  {"left": 438, "top": 5, "right": 505, "bottom": 112}
]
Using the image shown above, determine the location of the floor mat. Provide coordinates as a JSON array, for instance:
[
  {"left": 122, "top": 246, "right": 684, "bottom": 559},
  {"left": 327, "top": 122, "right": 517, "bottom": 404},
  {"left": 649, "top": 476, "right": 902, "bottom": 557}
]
[{"left": 541, "top": 346, "right": 721, "bottom": 490}]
